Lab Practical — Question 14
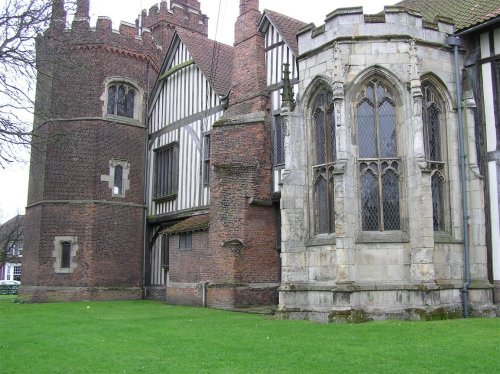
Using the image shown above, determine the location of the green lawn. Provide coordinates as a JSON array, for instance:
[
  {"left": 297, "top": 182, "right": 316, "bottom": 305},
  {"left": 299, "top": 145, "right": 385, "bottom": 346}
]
[{"left": 0, "top": 300, "right": 498, "bottom": 373}]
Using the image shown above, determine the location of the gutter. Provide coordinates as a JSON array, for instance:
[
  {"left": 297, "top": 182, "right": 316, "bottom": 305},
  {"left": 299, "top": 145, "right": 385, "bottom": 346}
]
[
  {"left": 446, "top": 35, "right": 471, "bottom": 317},
  {"left": 456, "top": 16, "right": 500, "bottom": 36}
]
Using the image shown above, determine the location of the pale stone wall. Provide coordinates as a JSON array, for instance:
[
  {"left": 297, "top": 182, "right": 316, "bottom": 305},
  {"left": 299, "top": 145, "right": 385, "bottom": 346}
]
[{"left": 279, "top": 7, "right": 494, "bottom": 321}]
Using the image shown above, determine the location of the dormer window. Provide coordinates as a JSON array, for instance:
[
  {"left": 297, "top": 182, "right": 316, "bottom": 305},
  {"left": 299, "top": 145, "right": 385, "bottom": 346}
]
[{"left": 107, "top": 84, "right": 135, "bottom": 118}]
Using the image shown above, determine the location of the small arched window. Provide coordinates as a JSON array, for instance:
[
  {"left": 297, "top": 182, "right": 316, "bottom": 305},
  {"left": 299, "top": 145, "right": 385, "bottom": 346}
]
[
  {"left": 107, "top": 84, "right": 135, "bottom": 119},
  {"left": 312, "top": 87, "right": 335, "bottom": 234},
  {"left": 357, "top": 80, "right": 400, "bottom": 231}
]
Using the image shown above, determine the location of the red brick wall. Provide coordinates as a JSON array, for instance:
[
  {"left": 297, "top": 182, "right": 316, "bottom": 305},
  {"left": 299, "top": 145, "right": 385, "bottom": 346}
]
[
  {"left": 168, "top": 231, "right": 207, "bottom": 284},
  {"left": 22, "top": 15, "right": 154, "bottom": 302},
  {"left": 209, "top": 123, "right": 280, "bottom": 286},
  {"left": 204, "top": 0, "right": 280, "bottom": 308},
  {"left": 165, "top": 231, "right": 207, "bottom": 306}
]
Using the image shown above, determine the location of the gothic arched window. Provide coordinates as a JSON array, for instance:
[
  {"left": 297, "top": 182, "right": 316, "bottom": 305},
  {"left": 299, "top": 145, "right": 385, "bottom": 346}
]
[
  {"left": 422, "top": 82, "right": 446, "bottom": 231},
  {"left": 357, "top": 80, "right": 400, "bottom": 231},
  {"left": 312, "top": 87, "right": 335, "bottom": 234}
]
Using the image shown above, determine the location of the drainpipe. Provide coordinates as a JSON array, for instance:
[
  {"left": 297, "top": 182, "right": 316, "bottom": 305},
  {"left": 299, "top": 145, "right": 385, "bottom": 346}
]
[
  {"left": 446, "top": 35, "right": 471, "bottom": 317},
  {"left": 142, "top": 60, "right": 152, "bottom": 299}
]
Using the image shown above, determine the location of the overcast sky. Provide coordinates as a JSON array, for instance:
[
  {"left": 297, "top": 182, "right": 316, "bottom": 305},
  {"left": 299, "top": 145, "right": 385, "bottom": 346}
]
[{"left": 0, "top": 0, "right": 398, "bottom": 223}]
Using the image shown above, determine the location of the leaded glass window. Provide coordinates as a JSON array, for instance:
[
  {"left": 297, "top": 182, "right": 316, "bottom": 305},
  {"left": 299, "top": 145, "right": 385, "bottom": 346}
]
[
  {"left": 357, "top": 81, "right": 400, "bottom": 231},
  {"left": 154, "top": 143, "right": 179, "bottom": 201},
  {"left": 107, "top": 83, "right": 135, "bottom": 119},
  {"left": 312, "top": 88, "right": 335, "bottom": 234},
  {"left": 107, "top": 85, "right": 116, "bottom": 115},
  {"left": 423, "top": 83, "right": 446, "bottom": 231},
  {"left": 273, "top": 115, "right": 285, "bottom": 165},
  {"left": 431, "top": 172, "right": 445, "bottom": 231},
  {"left": 203, "top": 134, "right": 211, "bottom": 186}
]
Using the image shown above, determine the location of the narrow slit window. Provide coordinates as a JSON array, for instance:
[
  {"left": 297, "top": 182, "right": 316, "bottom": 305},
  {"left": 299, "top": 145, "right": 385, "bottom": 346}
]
[
  {"left": 423, "top": 82, "right": 446, "bottom": 232},
  {"left": 311, "top": 87, "right": 336, "bottom": 234},
  {"left": 203, "top": 134, "right": 211, "bottom": 186},
  {"left": 274, "top": 115, "right": 285, "bottom": 165},
  {"left": 61, "top": 242, "right": 71, "bottom": 269},
  {"left": 114, "top": 165, "right": 123, "bottom": 195}
]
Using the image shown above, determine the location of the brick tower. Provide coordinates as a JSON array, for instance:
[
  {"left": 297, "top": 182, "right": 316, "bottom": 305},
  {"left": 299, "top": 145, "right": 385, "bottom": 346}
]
[
  {"left": 20, "top": 0, "right": 207, "bottom": 301},
  {"left": 208, "top": 0, "right": 281, "bottom": 308}
]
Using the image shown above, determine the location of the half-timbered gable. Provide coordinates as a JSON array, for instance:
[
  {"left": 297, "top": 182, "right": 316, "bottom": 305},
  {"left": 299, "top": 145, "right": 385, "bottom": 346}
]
[
  {"left": 259, "top": 10, "right": 306, "bottom": 194},
  {"left": 147, "top": 29, "right": 233, "bottom": 287}
]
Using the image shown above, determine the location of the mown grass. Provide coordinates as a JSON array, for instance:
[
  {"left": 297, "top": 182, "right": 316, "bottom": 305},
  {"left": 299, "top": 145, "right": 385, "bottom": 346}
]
[{"left": 0, "top": 299, "right": 498, "bottom": 373}]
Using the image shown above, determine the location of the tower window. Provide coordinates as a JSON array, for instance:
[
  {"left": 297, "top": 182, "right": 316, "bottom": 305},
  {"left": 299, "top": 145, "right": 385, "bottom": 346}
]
[
  {"left": 53, "top": 236, "right": 78, "bottom": 273},
  {"left": 101, "top": 160, "right": 130, "bottom": 197},
  {"left": 108, "top": 84, "right": 135, "bottom": 118},
  {"left": 114, "top": 165, "right": 123, "bottom": 195},
  {"left": 105, "top": 80, "right": 140, "bottom": 120},
  {"left": 61, "top": 242, "right": 71, "bottom": 269}
]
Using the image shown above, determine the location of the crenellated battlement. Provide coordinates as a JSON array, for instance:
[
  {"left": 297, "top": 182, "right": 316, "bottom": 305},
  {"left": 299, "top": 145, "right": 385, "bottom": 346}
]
[
  {"left": 48, "top": 1, "right": 156, "bottom": 50},
  {"left": 46, "top": 0, "right": 209, "bottom": 66},
  {"left": 140, "top": 0, "right": 208, "bottom": 37},
  {"left": 297, "top": 6, "right": 455, "bottom": 55}
]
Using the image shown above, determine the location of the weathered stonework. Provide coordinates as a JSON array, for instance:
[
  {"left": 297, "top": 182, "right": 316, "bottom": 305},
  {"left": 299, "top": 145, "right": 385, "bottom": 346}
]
[{"left": 279, "top": 7, "right": 495, "bottom": 320}]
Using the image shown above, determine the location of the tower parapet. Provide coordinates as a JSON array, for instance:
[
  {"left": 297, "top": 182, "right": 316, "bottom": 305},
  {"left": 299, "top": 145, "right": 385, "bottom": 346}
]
[
  {"left": 140, "top": 0, "right": 208, "bottom": 48},
  {"left": 72, "top": 0, "right": 90, "bottom": 31}
]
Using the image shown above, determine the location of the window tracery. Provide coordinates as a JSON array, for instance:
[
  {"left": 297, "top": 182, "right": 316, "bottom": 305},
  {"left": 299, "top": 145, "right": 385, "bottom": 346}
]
[
  {"left": 357, "top": 80, "right": 400, "bottom": 231},
  {"left": 312, "top": 87, "right": 336, "bottom": 234},
  {"left": 422, "top": 82, "right": 446, "bottom": 231}
]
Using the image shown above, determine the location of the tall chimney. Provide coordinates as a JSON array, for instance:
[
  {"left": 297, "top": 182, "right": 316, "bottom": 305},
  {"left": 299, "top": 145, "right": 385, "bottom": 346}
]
[
  {"left": 72, "top": 0, "right": 90, "bottom": 30},
  {"left": 239, "top": 0, "right": 258, "bottom": 15},
  {"left": 229, "top": 0, "right": 265, "bottom": 112},
  {"left": 50, "top": 0, "right": 66, "bottom": 35}
]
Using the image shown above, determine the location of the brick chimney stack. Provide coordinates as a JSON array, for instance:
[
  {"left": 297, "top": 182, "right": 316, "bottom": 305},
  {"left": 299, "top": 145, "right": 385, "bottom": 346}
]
[
  {"left": 229, "top": 0, "right": 266, "bottom": 113},
  {"left": 72, "top": 0, "right": 90, "bottom": 30},
  {"left": 50, "top": 0, "right": 66, "bottom": 35},
  {"left": 207, "top": 0, "right": 279, "bottom": 308},
  {"left": 240, "top": 0, "right": 259, "bottom": 14}
]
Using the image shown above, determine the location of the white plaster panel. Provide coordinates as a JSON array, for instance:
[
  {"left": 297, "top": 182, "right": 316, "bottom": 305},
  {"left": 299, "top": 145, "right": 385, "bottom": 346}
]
[
  {"left": 489, "top": 162, "right": 500, "bottom": 281},
  {"left": 480, "top": 32, "right": 491, "bottom": 58},
  {"left": 482, "top": 63, "right": 497, "bottom": 152}
]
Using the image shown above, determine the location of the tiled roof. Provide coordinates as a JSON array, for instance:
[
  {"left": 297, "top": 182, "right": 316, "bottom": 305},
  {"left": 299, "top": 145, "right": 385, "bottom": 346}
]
[
  {"left": 176, "top": 28, "right": 233, "bottom": 96},
  {"left": 261, "top": 9, "right": 308, "bottom": 56},
  {"left": 397, "top": 0, "right": 500, "bottom": 31},
  {"left": 162, "top": 214, "right": 209, "bottom": 234}
]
